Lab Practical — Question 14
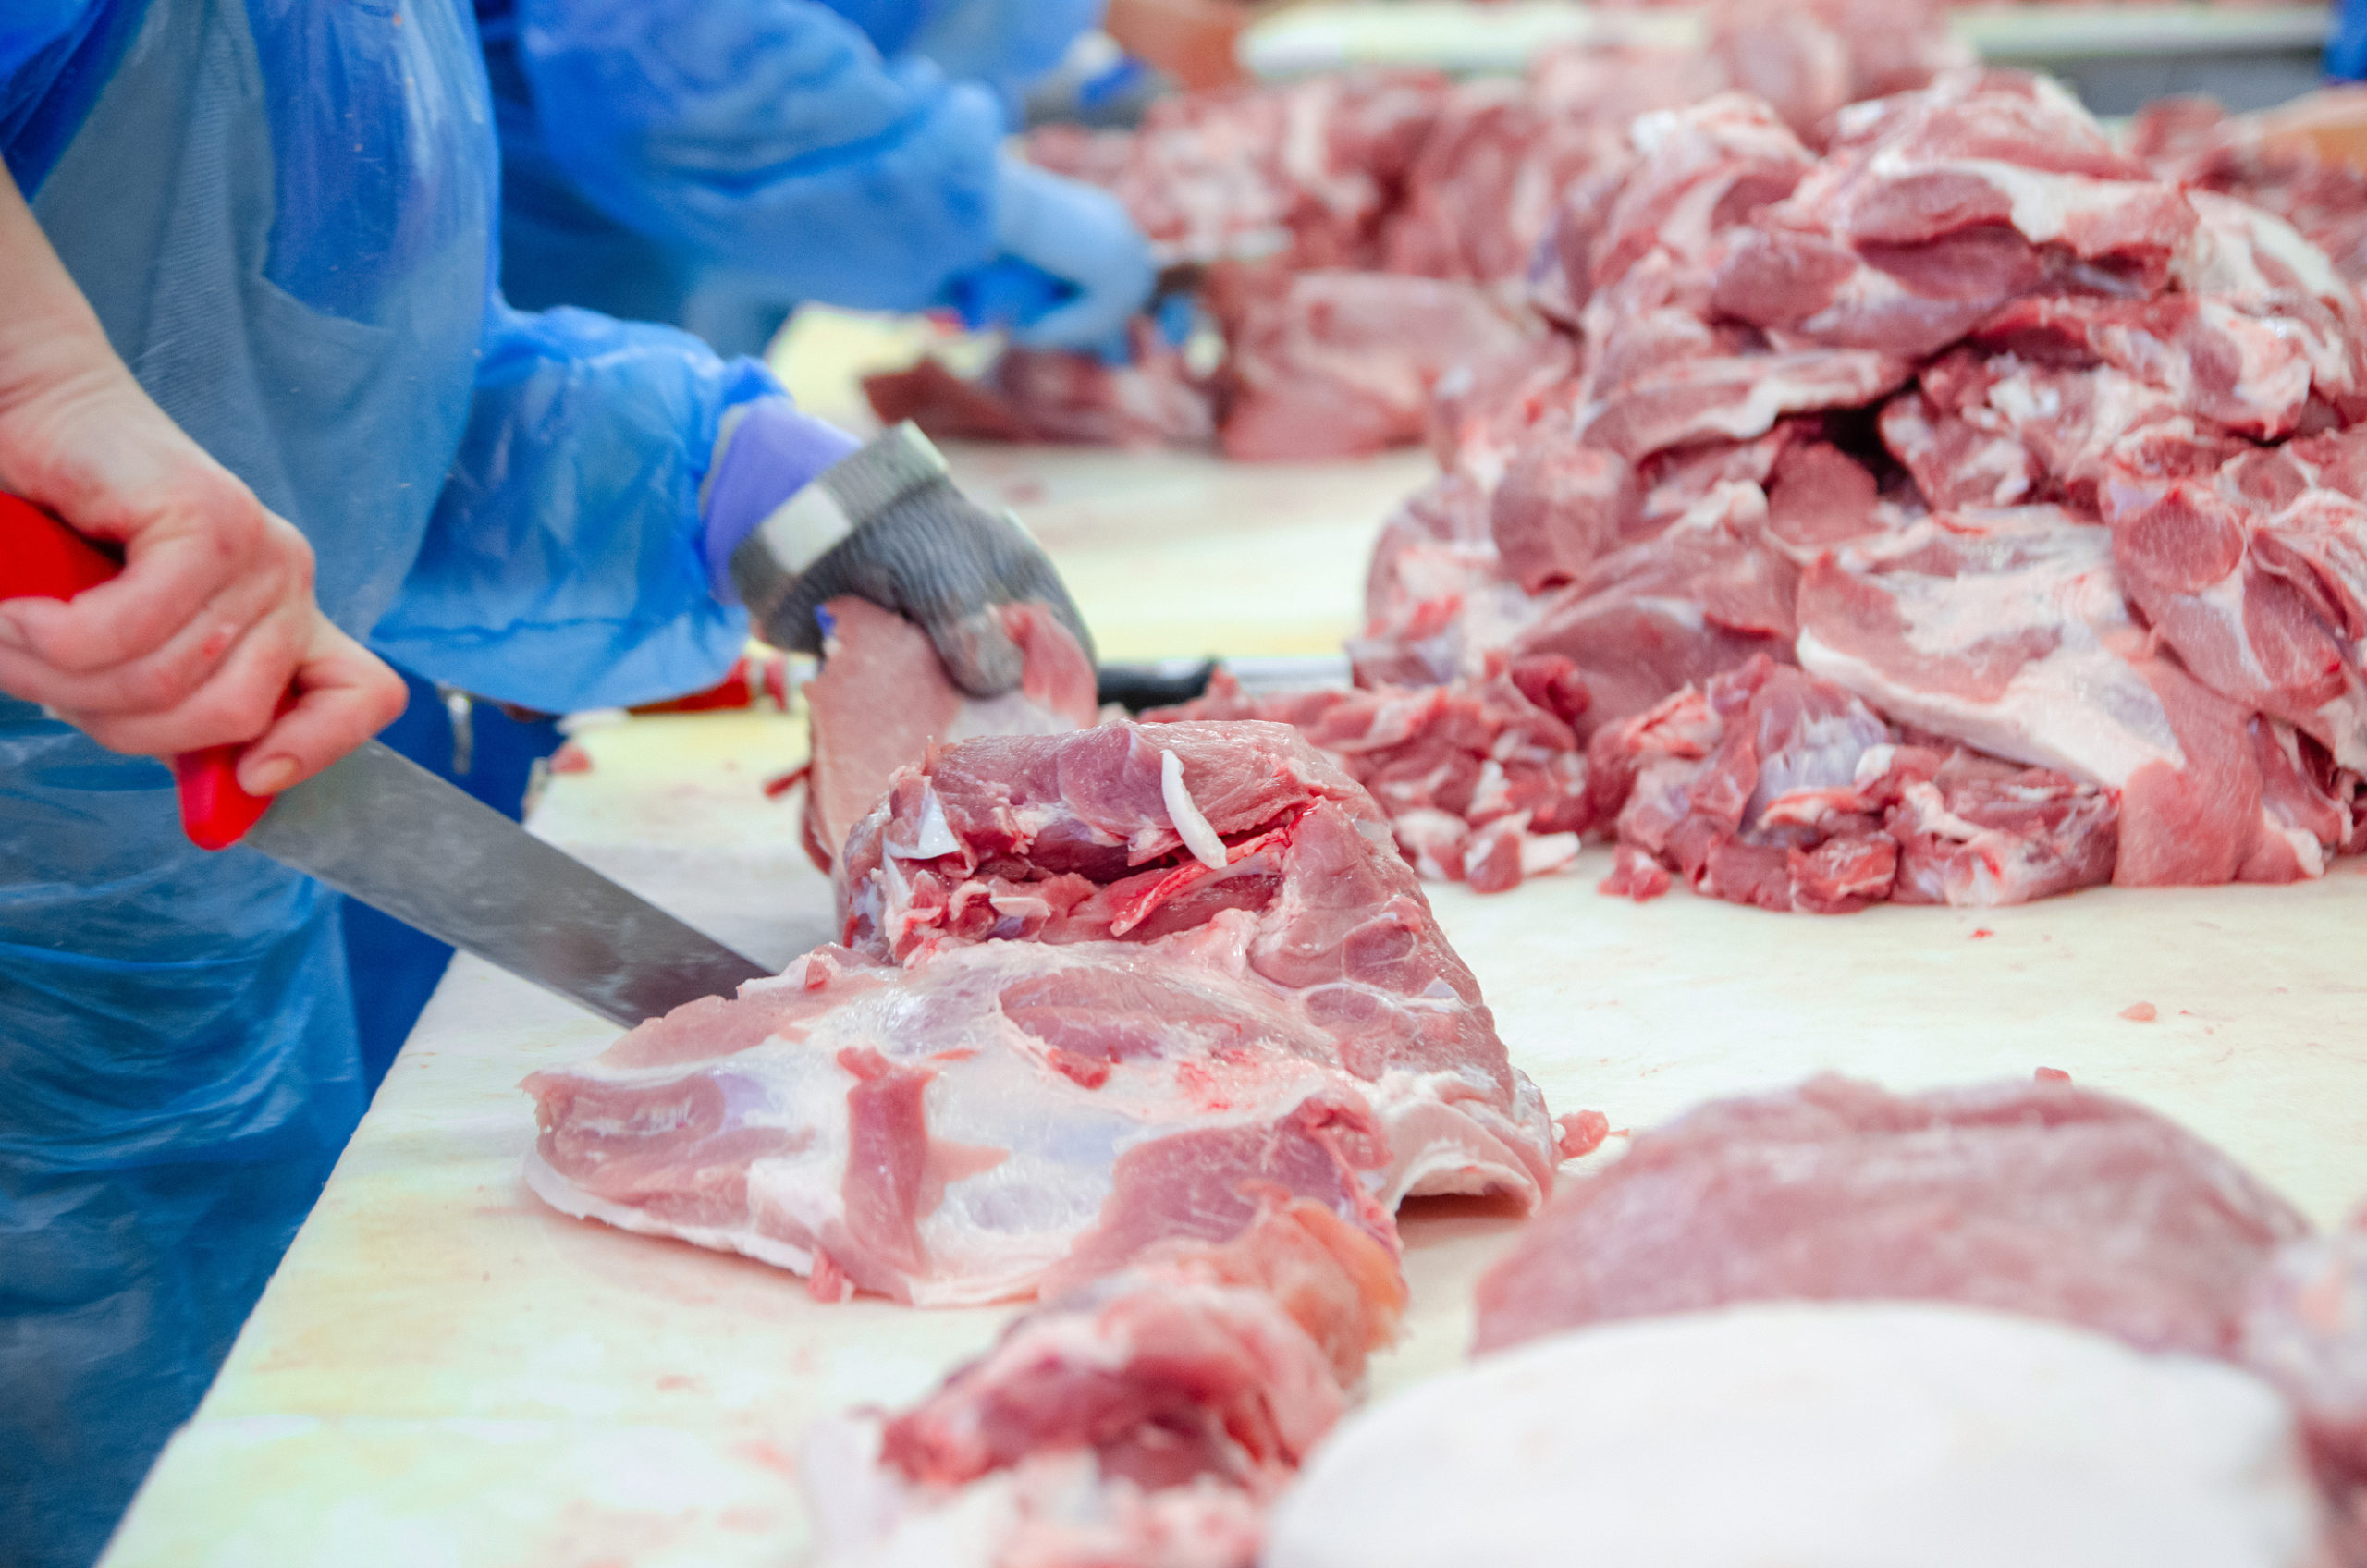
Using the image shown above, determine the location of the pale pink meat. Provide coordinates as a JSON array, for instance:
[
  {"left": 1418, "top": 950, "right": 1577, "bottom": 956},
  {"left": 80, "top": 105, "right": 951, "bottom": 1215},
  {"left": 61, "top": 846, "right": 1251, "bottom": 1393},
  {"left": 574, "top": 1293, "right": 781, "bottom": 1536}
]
[
  {"left": 800, "top": 596, "right": 1100, "bottom": 871},
  {"left": 1509, "top": 480, "right": 1802, "bottom": 734},
  {"left": 862, "top": 331, "right": 1217, "bottom": 450},
  {"left": 1794, "top": 508, "right": 2352, "bottom": 885},
  {"left": 1474, "top": 1074, "right": 2313, "bottom": 1359},
  {"left": 1214, "top": 269, "right": 1533, "bottom": 462},
  {"left": 2131, "top": 94, "right": 2367, "bottom": 288},
  {"left": 2242, "top": 1223, "right": 2367, "bottom": 1509},
  {"left": 887, "top": 6, "right": 1968, "bottom": 465},
  {"left": 529, "top": 719, "right": 1555, "bottom": 1306}
]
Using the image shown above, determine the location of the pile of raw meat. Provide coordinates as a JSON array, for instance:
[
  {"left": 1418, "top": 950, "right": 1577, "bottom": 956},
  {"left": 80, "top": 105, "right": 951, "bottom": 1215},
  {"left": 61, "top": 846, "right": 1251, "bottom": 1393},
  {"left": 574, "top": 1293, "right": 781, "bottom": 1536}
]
[
  {"left": 1273, "top": 1072, "right": 2367, "bottom": 1566},
  {"left": 867, "top": 0, "right": 1966, "bottom": 461},
  {"left": 1343, "top": 68, "right": 2367, "bottom": 911}
]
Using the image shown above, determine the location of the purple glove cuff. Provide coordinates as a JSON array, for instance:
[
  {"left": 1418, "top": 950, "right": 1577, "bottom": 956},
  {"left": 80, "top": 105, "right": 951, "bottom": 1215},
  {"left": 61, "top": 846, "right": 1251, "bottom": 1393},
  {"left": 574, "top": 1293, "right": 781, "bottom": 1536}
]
[{"left": 701, "top": 397, "right": 863, "bottom": 602}]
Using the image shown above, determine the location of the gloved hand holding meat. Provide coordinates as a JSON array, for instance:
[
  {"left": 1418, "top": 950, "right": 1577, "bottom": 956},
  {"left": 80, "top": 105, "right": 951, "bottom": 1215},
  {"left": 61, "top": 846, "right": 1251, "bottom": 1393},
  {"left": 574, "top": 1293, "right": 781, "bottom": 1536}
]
[{"left": 705, "top": 410, "right": 1094, "bottom": 698}]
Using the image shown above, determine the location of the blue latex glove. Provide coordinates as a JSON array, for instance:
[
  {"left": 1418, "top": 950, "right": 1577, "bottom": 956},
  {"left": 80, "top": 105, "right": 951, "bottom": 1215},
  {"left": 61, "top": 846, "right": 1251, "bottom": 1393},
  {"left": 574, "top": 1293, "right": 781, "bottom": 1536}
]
[
  {"left": 698, "top": 394, "right": 864, "bottom": 597},
  {"left": 706, "top": 415, "right": 1092, "bottom": 693},
  {"left": 2336, "top": 0, "right": 2367, "bottom": 81},
  {"left": 975, "top": 157, "right": 1154, "bottom": 353}
]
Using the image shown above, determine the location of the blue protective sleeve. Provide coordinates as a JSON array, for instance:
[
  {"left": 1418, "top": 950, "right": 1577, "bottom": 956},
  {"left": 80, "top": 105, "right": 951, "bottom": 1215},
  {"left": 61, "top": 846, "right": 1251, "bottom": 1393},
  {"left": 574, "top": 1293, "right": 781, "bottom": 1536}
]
[
  {"left": 514, "top": 0, "right": 1007, "bottom": 312},
  {"left": 0, "top": 0, "right": 136, "bottom": 192},
  {"left": 369, "top": 302, "right": 767, "bottom": 714}
]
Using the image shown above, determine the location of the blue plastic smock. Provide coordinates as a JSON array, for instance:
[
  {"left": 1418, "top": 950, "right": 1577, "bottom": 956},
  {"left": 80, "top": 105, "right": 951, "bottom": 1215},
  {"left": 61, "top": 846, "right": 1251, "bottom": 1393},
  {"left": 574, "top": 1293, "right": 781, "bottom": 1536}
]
[
  {"left": 1, "top": 2, "right": 772, "bottom": 1561},
  {"left": 481, "top": 0, "right": 1100, "bottom": 325}
]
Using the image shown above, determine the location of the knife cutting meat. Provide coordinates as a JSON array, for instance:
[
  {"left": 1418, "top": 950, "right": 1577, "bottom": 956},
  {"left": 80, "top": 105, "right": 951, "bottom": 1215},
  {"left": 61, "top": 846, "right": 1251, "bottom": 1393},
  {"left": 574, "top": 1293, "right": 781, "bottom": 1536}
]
[
  {"left": 0, "top": 424, "right": 1083, "bottom": 1027},
  {"left": 1, "top": 489, "right": 772, "bottom": 1027}
]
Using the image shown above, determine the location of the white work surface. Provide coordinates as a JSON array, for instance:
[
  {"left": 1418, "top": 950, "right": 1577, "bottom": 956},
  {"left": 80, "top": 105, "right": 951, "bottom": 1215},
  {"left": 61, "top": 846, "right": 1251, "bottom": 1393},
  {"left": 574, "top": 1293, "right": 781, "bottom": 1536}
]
[
  {"left": 104, "top": 443, "right": 2367, "bottom": 1567},
  {"left": 1242, "top": 2, "right": 2330, "bottom": 78}
]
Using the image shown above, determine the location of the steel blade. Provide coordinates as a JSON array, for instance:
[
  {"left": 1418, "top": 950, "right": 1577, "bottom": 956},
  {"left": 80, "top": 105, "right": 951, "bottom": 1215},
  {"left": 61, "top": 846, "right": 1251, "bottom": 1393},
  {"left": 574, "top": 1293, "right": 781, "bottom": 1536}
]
[{"left": 249, "top": 741, "right": 773, "bottom": 1026}]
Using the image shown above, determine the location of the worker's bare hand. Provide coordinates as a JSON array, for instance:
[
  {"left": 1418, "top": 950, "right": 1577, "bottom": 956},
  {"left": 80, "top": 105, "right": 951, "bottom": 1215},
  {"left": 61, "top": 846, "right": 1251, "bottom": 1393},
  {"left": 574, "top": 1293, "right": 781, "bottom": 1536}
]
[
  {"left": 0, "top": 163, "right": 403, "bottom": 793},
  {"left": 0, "top": 193, "right": 406, "bottom": 793}
]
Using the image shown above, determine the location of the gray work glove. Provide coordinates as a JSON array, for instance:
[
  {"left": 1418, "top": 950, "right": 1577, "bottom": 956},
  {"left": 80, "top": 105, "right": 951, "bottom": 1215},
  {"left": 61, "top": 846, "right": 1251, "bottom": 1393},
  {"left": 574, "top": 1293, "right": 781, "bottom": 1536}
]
[{"left": 721, "top": 423, "right": 1095, "bottom": 697}]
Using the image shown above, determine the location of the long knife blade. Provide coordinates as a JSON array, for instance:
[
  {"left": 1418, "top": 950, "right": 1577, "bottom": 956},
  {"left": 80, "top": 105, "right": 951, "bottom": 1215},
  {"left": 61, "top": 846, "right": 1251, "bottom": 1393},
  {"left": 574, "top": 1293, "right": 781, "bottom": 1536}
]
[{"left": 250, "top": 741, "right": 773, "bottom": 1027}]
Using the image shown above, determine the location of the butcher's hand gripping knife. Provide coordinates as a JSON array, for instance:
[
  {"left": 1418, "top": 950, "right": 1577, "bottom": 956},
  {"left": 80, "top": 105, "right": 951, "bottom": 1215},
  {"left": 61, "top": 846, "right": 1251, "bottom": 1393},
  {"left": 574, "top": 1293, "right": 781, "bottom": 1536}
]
[{"left": 0, "top": 492, "right": 771, "bottom": 1028}]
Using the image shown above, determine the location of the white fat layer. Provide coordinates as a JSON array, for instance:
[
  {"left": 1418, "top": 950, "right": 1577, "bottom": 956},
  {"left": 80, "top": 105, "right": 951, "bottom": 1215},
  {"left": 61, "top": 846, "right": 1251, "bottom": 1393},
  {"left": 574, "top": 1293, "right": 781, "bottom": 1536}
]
[
  {"left": 522, "top": 1148, "right": 817, "bottom": 1277},
  {"left": 1269, "top": 1303, "right": 2326, "bottom": 1568},
  {"left": 1160, "top": 747, "right": 1230, "bottom": 871},
  {"left": 1800, "top": 515, "right": 2184, "bottom": 785},
  {"left": 889, "top": 784, "right": 961, "bottom": 862},
  {"left": 1518, "top": 832, "right": 1582, "bottom": 878}
]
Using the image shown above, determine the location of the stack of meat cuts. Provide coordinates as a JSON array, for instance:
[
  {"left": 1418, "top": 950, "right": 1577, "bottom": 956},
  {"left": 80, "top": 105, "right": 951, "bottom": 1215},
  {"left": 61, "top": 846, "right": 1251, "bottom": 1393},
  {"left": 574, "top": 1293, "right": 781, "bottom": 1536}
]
[
  {"left": 867, "top": 0, "right": 1964, "bottom": 461},
  {"left": 1352, "top": 68, "right": 2367, "bottom": 909}
]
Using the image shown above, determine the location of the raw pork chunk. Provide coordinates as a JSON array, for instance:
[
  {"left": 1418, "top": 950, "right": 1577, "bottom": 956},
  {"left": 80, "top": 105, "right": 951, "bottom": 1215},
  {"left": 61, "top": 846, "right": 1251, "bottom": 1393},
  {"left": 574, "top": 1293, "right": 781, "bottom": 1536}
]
[
  {"left": 803, "top": 1199, "right": 1404, "bottom": 1568},
  {"left": 1591, "top": 655, "right": 2117, "bottom": 911},
  {"left": 1145, "top": 657, "right": 1593, "bottom": 895},
  {"left": 525, "top": 721, "right": 1556, "bottom": 1305},
  {"left": 1474, "top": 1073, "right": 2311, "bottom": 1357},
  {"left": 1796, "top": 508, "right": 2357, "bottom": 885},
  {"left": 799, "top": 596, "right": 1100, "bottom": 870},
  {"left": 1267, "top": 1303, "right": 2334, "bottom": 1568}
]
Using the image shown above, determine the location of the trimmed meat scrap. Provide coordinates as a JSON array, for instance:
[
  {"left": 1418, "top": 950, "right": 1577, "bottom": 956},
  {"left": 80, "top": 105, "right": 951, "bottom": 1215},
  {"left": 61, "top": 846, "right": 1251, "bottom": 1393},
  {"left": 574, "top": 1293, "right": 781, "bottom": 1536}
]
[
  {"left": 1212, "top": 269, "right": 1534, "bottom": 462},
  {"left": 1145, "top": 656, "right": 1593, "bottom": 895},
  {"left": 803, "top": 1199, "right": 1405, "bottom": 1568},
  {"left": 1588, "top": 655, "right": 2116, "bottom": 913},
  {"left": 1474, "top": 1073, "right": 2312, "bottom": 1359}
]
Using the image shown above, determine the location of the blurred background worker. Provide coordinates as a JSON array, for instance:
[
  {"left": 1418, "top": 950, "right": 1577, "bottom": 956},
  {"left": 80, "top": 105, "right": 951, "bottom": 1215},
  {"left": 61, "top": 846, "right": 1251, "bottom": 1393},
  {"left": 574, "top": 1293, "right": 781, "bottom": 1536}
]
[
  {"left": 484, "top": 0, "right": 1159, "bottom": 355},
  {"left": 0, "top": 4, "right": 1082, "bottom": 1563}
]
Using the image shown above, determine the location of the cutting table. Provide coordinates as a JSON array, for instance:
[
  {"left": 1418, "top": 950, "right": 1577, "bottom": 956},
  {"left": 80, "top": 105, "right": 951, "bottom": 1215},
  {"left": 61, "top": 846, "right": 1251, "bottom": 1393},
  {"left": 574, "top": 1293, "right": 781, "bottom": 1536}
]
[
  {"left": 1243, "top": 2, "right": 2331, "bottom": 114},
  {"left": 98, "top": 429, "right": 2367, "bottom": 1566}
]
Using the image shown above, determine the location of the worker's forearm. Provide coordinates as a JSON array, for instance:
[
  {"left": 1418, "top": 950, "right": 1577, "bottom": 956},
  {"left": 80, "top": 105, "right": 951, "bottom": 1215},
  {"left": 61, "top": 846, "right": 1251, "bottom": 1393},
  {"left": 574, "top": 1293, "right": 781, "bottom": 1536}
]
[{"left": 0, "top": 165, "right": 145, "bottom": 501}]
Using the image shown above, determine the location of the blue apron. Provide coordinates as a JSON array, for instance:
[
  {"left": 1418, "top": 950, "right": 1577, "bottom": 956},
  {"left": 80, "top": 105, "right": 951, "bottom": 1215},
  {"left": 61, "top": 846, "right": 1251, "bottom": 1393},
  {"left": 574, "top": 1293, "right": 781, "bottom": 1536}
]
[{"left": 1, "top": 0, "right": 489, "bottom": 1561}]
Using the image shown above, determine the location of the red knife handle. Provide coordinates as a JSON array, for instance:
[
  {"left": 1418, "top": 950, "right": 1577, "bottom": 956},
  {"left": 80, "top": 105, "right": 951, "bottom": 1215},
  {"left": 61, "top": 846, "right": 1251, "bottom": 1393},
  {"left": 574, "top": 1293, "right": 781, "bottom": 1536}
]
[{"left": 0, "top": 491, "right": 281, "bottom": 850}]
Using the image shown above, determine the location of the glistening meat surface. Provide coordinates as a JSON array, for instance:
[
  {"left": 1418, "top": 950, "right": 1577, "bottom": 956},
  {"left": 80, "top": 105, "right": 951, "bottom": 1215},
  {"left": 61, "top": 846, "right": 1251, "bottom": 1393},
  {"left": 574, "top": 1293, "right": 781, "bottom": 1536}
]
[
  {"left": 1145, "top": 658, "right": 1593, "bottom": 896},
  {"left": 1474, "top": 1073, "right": 2312, "bottom": 1358},
  {"left": 524, "top": 721, "right": 1557, "bottom": 1305}
]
